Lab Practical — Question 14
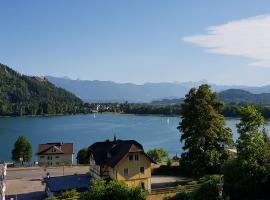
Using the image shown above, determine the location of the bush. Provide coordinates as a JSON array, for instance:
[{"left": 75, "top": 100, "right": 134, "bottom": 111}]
[
  {"left": 81, "top": 179, "right": 146, "bottom": 200},
  {"left": 44, "top": 197, "right": 57, "bottom": 200},
  {"left": 129, "top": 186, "right": 146, "bottom": 200},
  {"left": 193, "top": 175, "right": 220, "bottom": 200},
  {"left": 165, "top": 192, "right": 193, "bottom": 200},
  {"left": 60, "top": 189, "right": 80, "bottom": 199}
]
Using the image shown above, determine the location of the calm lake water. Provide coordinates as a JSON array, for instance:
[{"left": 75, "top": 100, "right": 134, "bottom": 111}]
[{"left": 0, "top": 113, "right": 251, "bottom": 161}]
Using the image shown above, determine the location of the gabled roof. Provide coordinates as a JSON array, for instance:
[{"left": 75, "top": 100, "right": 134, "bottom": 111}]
[
  {"left": 36, "top": 143, "right": 73, "bottom": 155},
  {"left": 89, "top": 139, "right": 156, "bottom": 167}
]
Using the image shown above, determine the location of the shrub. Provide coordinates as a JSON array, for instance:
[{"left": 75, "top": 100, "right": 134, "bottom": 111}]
[
  {"left": 44, "top": 196, "right": 57, "bottom": 200},
  {"left": 60, "top": 189, "right": 80, "bottom": 199},
  {"left": 193, "top": 175, "right": 220, "bottom": 200},
  {"left": 81, "top": 179, "right": 146, "bottom": 200},
  {"left": 165, "top": 192, "right": 193, "bottom": 200}
]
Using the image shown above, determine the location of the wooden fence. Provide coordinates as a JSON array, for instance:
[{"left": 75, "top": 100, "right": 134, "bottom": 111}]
[{"left": 151, "top": 183, "right": 200, "bottom": 194}]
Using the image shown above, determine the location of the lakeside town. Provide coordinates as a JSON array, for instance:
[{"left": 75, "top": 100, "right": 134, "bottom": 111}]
[
  {"left": 1, "top": 137, "right": 191, "bottom": 200},
  {"left": 2, "top": 1, "right": 270, "bottom": 200},
  {"left": 1, "top": 84, "right": 268, "bottom": 200}
]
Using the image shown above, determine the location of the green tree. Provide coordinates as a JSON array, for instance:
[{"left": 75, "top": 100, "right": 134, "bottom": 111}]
[
  {"left": 178, "top": 84, "right": 233, "bottom": 177},
  {"left": 81, "top": 179, "right": 146, "bottom": 200},
  {"left": 147, "top": 148, "right": 169, "bottom": 162},
  {"left": 12, "top": 136, "right": 32, "bottom": 163},
  {"left": 76, "top": 148, "right": 89, "bottom": 164},
  {"left": 223, "top": 106, "right": 270, "bottom": 199}
]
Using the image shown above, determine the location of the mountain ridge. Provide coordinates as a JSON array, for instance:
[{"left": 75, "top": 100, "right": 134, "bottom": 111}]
[{"left": 46, "top": 76, "right": 270, "bottom": 103}]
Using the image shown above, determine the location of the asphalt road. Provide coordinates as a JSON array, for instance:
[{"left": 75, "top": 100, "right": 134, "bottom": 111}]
[
  {"left": 7, "top": 166, "right": 89, "bottom": 180},
  {"left": 6, "top": 166, "right": 89, "bottom": 200}
]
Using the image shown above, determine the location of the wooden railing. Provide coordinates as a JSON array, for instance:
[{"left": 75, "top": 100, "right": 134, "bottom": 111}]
[{"left": 150, "top": 183, "right": 201, "bottom": 195}]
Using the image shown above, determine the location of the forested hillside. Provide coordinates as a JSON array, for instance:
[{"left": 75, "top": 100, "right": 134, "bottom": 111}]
[
  {"left": 0, "top": 63, "right": 83, "bottom": 116},
  {"left": 218, "top": 89, "right": 270, "bottom": 104}
]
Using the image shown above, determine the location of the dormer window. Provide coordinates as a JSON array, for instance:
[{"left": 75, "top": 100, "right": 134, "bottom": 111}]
[
  {"left": 135, "top": 154, "right": 139, "bottom": 161},
  {"left": 129, "top": 155, "right": 133, "bottom": 161}
]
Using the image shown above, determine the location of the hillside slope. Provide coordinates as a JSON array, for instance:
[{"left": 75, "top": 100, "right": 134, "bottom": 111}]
[
  {"left": 218, "top": 89, "right": 270, "bottom": 105},
  {"left": 0, "top": 63, "right": 83, "bottom": 116},
  {"left": 153, "top": 89, "right": 270, "bottom": 105}
]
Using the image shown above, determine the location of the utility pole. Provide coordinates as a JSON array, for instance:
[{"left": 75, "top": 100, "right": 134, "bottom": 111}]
[{"left": 63, "top": 163, "right": 65, "bottom": 176}]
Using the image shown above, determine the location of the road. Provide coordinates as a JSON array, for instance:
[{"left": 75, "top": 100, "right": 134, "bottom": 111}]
[{"left": 6, "top": 166, "right": 89, "bottom": 200}]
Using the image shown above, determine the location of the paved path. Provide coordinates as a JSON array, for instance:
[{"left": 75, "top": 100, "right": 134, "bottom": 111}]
[
  {"left": 6, "top": 166, "right": 89, "bottom": 200},
  {"left": 151, "top": 175, "right": 191, "bottom": 189}
]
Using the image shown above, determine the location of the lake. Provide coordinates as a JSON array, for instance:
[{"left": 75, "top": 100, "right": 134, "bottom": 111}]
[{"left": 0, "top": 114, "right": 246, "bottom": 161}]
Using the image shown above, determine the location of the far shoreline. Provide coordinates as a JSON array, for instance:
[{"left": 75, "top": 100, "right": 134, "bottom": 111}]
[{"left": 0, "top": 112, "right": 243, "bottom": 120}]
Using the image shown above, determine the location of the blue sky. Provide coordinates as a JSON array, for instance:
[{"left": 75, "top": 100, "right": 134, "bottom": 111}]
[{"left": 1, "top": 0, "right": 270, "bottom": 86}]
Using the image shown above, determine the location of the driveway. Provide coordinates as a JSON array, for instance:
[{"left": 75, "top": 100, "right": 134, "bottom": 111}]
[
  {"left": 6, "top": 166, "right": 89, "bottom": 200},
  {"left": 151, "top": 175, "right": 191, "bottom": 189}
]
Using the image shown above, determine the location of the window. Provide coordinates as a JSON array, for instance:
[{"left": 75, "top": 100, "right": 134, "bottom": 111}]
[
  {"left": 135, "top": 154, "right": 139, "bottom": 161},
  {"left": 47, "top": 156, "right": 50, "bottom": 160},
  {"left": 124, "top": 168, "right": 129, "bottom": 177},
  {"left": 140, "top": 167, "right": 145, "bottom": 174},
  {"left": 55, "top": 156, "right": 59, "bottom": 159},
  {"left": 40, "top": 156, "right": 44, "bottom": 159},
  {"left": 129, "top": 155, "right": 133, "bottom": 161},
  {"left": 140, "top": 182, "right": 145, "bottom": 190}
]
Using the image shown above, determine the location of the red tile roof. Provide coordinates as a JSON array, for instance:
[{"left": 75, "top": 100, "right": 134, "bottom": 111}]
[{"left": 36, "top": 143, "right": 73, "bottom": 155}]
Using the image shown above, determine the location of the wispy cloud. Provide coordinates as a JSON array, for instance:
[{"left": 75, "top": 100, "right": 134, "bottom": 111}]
[{"left": 182, "top": 15, "right": 270, "bottom": 67}]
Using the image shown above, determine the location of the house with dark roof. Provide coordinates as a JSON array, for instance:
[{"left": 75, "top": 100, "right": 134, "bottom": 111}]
[
  {"left": 88, "top": 138, "right": 155, "bottom": 192},
  {"left": 36, "top": 143, "right": 74, "bottom": 166},
  {"left": 44, "top": 174, "right": 90, "bottom": 197}
]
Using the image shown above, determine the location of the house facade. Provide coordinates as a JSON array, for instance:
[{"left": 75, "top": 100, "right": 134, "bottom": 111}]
[
  {"left": 89, "top": 139, "right": 155, "bottom": 192},
  {"left": 36, "top": 143, "right": 74, "bottom": 166}
]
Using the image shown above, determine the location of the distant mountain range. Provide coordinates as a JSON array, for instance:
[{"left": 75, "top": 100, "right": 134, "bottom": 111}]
[{"left": 46, "top": 76, "right": 270, "bottom": 103}]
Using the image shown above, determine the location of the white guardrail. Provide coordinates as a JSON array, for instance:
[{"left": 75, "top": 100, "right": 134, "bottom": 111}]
[{"left": 0, "top": 163, "right": 7, "bottom": 200}]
